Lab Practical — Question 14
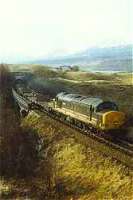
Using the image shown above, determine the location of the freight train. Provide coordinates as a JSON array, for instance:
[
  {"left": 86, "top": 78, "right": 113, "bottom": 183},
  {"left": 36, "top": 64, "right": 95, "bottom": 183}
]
[
  {"left": 13, "top": 87, "right": 126, "bottom": 132},
  {"left": 48, "top": 92, "right": 125, "bottom": 132}
]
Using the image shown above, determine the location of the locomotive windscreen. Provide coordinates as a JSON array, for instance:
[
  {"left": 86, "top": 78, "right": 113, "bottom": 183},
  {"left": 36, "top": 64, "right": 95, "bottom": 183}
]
[{"left": 97, "top": 101, "right": 118, "bottom": 112}]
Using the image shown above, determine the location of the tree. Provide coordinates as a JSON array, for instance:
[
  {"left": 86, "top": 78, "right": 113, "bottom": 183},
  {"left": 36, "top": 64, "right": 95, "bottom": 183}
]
[{"left": 71, "top": 65, "right": 79, "bottom": 71}]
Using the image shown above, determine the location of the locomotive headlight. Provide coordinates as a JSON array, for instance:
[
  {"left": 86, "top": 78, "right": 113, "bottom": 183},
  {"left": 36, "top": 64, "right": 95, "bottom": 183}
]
[{"left": 113, "top": 121, "right": 119, "bottom": 125}]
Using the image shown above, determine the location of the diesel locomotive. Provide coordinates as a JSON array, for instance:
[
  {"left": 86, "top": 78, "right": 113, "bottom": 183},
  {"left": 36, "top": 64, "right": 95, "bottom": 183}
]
[{"left": 49, "top": 92, "right": 125, "bottom": 131}]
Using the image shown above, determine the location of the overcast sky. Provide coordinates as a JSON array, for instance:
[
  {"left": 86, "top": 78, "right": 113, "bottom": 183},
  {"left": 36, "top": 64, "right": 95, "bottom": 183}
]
[{"left": 0, "top": 0, "right": 132, "bottom": 62}]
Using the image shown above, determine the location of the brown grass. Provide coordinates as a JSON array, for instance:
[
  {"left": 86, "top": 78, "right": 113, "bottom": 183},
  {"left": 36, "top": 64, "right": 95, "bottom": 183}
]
[{"left": 1, "top": 112, "right": 132, "bottom": 199}]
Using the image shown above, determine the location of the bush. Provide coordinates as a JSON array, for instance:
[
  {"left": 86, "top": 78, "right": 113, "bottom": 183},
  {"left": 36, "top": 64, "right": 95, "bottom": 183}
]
[{"left": 32, "top": 65, "right": 58, "bottom": 78}]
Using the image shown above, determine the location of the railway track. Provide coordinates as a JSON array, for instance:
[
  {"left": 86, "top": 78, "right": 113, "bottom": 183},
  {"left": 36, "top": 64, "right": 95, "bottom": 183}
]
[
  {"left": 33, "top": 108, "right": 133, "bottom": 168},
  {"left": 12, "top": 89, "right": 133, "bottom": 168}
]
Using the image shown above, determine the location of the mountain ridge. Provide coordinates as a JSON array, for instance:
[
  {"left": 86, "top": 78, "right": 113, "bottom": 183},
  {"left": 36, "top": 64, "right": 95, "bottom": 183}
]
[{"left": 30, "top": 45, "right": 132, "bottom": 72}]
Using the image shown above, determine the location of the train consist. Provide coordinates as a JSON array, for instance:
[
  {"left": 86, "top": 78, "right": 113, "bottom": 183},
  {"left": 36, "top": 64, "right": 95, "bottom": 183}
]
[
  {"left": 13, "top": 87, "right": 126, "bottom": 132},
  {"left": 48, "top": 92, "right": 125, "bottom": 132}
]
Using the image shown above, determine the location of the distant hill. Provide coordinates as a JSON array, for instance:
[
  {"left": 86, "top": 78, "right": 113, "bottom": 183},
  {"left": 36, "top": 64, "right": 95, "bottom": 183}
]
[{"left": 31, "top": 45, "right": 133, "bottom": 72}]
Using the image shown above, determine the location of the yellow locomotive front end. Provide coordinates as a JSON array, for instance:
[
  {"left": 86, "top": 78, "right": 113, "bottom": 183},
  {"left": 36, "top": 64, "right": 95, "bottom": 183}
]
[{"left": 100, "top": 111, "right": 125, "bottom": 130}]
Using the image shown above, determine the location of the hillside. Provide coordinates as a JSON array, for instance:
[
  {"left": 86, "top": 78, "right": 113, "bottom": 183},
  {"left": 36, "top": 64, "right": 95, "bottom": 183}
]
[{"left": 1, "top": 112, "right": 132, "bottom": 199}]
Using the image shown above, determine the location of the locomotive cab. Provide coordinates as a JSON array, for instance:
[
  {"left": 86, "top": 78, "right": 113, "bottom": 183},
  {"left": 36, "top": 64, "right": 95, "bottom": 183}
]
[
  {"left": 100, "top": 111, "right": 125, "bottom": 130},
  {"left": 96, "top": 101, "right": 125, "bottom": 130}
]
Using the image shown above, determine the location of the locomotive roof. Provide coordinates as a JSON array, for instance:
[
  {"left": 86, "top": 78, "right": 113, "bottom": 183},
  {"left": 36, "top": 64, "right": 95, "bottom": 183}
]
[{"left": 56, "top": 92, "right": 103, "bottom": 108}]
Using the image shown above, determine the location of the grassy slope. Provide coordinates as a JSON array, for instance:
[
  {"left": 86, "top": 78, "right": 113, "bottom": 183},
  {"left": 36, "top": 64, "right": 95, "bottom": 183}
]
[
  {"left": 22, "top": 112, "right": 133, "bottom": 199},
  {"left": 61, "top": 71, "right": 133, "bottom": 85},
  {"left": 1, "top": 112, "right": 132, "bottom": 199}
]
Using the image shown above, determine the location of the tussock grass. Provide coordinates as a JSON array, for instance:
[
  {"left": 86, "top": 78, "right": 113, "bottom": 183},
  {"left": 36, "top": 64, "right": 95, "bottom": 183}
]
[
  {"left": 48, "top": 70, "right": 132, "bottom": 85},
  {"left": 1, "top": 111, "right": 132, "bottom": 199},
  {"left": 19, "top": 112, "right": 133, "bottom": 199}
]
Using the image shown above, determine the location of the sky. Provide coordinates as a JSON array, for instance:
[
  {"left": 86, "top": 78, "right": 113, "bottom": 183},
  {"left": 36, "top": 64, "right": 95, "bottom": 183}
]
[{"left": 0, "top": 0, "right": 132, "bottom": 62}]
